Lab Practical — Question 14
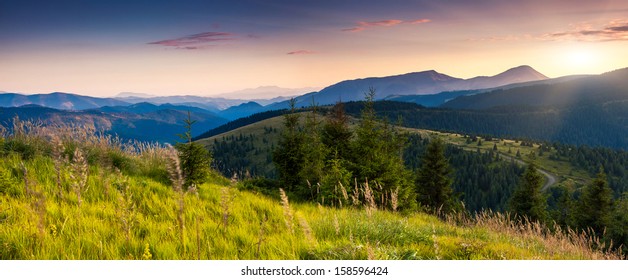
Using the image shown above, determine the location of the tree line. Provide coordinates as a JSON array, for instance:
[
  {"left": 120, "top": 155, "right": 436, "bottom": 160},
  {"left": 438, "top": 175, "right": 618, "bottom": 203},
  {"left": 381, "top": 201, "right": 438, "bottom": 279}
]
[{"left": 273, "top": 89, "right": 461, "bottom": 213}]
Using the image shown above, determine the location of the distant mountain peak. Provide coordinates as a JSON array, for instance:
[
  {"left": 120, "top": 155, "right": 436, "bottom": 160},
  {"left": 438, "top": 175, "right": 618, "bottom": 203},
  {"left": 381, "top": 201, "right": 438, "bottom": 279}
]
[
  {"left": 496, "top": 65, "right": 548, "bottom": 80},
  {"left": 427, "top": 70, "right": 458, "bottom": 81}
]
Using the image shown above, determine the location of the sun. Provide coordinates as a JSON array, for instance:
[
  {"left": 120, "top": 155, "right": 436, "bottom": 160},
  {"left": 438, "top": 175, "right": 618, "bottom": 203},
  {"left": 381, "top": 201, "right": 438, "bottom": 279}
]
[{"left": 566, "top": 50, "right": 596, "bottom": 66}]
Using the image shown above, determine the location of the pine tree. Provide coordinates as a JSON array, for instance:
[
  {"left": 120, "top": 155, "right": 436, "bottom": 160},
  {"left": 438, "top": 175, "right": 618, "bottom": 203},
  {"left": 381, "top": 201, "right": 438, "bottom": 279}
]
[
  {"left": 550, "top": 184, "right": 575, "bottom": 228},
  {"left": 273, "top": 99, "right": 306, "bottom": 192},
  {"left": 350, "top": 88, "right": 415, "bottom": 210},
  {"left": 509, "top": 163, "right": 547, "bottom": 222},
  {"left": 299, "top": 101, "right": 328, "bottom": 198},
  {"left": 575, "top": 167, "right": 613, "bottom": 236},
  {"left": 607, "top": 194, "right": 627, "bottom": 254},
  {"left": 175, "top": 111, "right": 212, "bottom": 190},
  {"left": 321, "top": 101, "right": 353, "bottom": 161},
  {"left": 416, "top": 138, "right": 458, "bottom": 214}
]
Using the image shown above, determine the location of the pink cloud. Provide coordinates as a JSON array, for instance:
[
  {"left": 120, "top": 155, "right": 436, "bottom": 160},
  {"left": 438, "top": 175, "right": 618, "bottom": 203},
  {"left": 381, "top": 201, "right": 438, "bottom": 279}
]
[
  {"left": 408, "top": 19, "right": 431, "bottom": 24},
  {"left": 468, "top": 20, "right": 628, "bottom": 42},
  {"left": 343, "top": 18, "right": 430, "bottom": 32},
  {"left": 341, "top": 27, "right": 366, "bottom": 32},
  {"left": 537, "top": 20, "right": 628, "bottom": 42},
  {"left": 358, "top": 19, "right": 403, "bottom": 27},
  {"left": 148, "top": 32, "right": 236, "bottom": 49},
  {"left": 287, "top": 50, "right": 317, "bottom": 55}
]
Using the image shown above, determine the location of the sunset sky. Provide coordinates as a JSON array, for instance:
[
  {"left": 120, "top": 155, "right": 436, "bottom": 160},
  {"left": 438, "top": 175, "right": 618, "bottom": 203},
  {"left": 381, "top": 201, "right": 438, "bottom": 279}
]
[{"left": 1, "top": 0, "right": 628, "bottom": 97}]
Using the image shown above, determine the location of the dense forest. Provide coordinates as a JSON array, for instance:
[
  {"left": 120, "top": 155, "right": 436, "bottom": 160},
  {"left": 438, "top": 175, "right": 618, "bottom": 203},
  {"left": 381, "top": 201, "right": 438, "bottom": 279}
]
[
  {"left": 342, "top": 101, "right": 628, "bottom": 149},
  {"left": 404, "top": 134, "right": 524, "bottom": 212}
]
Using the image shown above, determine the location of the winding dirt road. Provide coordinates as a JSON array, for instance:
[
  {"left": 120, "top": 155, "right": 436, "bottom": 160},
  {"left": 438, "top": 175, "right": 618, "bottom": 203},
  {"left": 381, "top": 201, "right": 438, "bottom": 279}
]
[{"left": 497, "top": 153, "right": 557, "bottom": 191}]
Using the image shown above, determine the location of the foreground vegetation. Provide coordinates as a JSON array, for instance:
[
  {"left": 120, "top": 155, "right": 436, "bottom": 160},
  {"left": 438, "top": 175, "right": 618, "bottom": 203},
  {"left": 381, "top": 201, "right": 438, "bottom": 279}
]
[{"left": 0, "top": 118, "right": 623, "bottom": 260}]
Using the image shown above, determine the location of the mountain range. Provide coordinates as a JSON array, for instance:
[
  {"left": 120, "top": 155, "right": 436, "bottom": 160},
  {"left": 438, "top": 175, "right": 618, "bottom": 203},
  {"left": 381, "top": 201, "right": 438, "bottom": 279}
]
[
  {"left": 2, "top": 65, "right": 627, "bottom": 147},
  {"left": 268, "top": 65, "right": 548, "bottom": 109},
  {"left": 0, "top": 65, "right": 547, "bottom": 114},
  {"left": 386, "top": 74, "right": 592, "bottom": 107},
  {"left": 0, "top": 92, "right": 129, "bottom": 110}
]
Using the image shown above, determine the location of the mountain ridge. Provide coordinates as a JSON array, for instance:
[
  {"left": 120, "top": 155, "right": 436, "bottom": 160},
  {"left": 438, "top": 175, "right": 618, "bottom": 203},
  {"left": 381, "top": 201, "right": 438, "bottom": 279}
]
[
  {"left": 0, "top": 92, "right": 130, "bottom": 110},
  {"left": 268, "top": 65, "right": 549, "bottom": 109},
  {"left": 442, "top": 67, "right": 628, "bottom": 110}
]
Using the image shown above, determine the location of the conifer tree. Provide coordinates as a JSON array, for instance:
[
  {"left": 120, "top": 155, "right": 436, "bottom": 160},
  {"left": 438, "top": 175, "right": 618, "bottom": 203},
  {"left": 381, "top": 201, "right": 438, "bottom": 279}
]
[
  {"left": 351, "top": 88, "right": 415, "bottom": 210},
  {"left": 550, "top": 184, "right": 575, "bottom": 228},
  {"left": 299, "top": 101, "right": 328, "bottom": 198},
  {"left": 273, "top": 99, "right": 306, "bottom": 192},
  {"left": 575, "top": 167, "right": 613, "bottom": 236},
  {"left": 509, "top": 163, "right": 547, "bottom": 222},
  {"left": 175, "top": 111, "right": 212, "bottom": 190},
  {"left": 416, "top": 138, "right": 458, "bottom": 214},
  {"left": 321, "top": 101, "right": 353, "bottom": 161},
  {"left": 607, "top": 194, "right": 627, "bottom": 254}
]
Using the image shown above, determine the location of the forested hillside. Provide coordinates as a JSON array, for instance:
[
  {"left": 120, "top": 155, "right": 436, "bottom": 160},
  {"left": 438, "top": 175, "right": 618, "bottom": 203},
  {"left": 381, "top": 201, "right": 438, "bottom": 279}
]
[
  {"left": 200, "top": 95, "right": 627, "bottom": 255},
  {"left": 342, "top": 100, "right": 628, "bottom": 149}
]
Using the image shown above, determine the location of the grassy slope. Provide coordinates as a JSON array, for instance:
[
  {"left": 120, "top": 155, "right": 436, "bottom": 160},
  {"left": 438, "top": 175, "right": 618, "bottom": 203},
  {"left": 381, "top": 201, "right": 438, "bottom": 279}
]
[
  {"left": 199, "top": 114, "right": 285, "bottom": 177},
  {"left": 0, "top": 151, "right": 616, "bottom": 260}
]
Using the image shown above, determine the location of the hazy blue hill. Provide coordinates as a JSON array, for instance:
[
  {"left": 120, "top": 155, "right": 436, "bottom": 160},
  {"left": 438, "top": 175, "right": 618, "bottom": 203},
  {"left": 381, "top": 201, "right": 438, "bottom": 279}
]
[
  {"left": 386, "top": 90, "right": 482, "bottom": 107},
  {"left": 98, "top": 102, "right": 220, "bottom": 115},
  {"left": 113, "top": 95, "right": 248, "bottom": 111},
  {"left": 219, "top": 101, "right": 265, "bottom": 120},
  {"left": 0, "top": 105, "right": 228, "bottom": 143},
  {"left": 0, "top": 92, "right": 130, "bottom": 110}
]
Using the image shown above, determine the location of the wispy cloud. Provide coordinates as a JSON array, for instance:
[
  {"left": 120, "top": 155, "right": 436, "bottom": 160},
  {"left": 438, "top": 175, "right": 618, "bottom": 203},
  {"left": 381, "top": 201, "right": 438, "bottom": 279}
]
[
  {"left": 147, "top": 32, "right": 236, "bottom": 49},
  {"left": 342, "top": 18, "right": 430, "bottom": 32},
  {"left": 287, "top": 50, "right": 317, "bottom": 55},
  {"left": 541, "top": 20, "right": 628, "bottom": 41},
  {"left": 468, "top": 20, "right": 628, "bottom": 43}
]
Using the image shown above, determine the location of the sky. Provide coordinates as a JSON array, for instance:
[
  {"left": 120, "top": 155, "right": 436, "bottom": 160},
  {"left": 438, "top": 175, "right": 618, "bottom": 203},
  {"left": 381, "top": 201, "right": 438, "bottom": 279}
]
[{"left": 1, "top": 0, "right": 628, "bottom": 97}]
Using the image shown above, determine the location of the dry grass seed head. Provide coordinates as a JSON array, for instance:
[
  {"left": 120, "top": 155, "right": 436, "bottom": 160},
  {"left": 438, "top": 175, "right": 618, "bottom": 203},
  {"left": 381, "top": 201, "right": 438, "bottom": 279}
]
[
  {"left": 297, "top": 213, "right": 316, "bottom": 247},
  {"left": 279, "top": 188, "right": 293, "bottom": 232}
]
